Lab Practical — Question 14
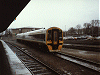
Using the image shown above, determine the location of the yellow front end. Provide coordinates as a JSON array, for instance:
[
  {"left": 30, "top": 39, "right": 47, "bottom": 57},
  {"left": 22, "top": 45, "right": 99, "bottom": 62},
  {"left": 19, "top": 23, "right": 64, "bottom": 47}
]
[{"left": 46, "top": 27, "right": 63, "bottom": 52}]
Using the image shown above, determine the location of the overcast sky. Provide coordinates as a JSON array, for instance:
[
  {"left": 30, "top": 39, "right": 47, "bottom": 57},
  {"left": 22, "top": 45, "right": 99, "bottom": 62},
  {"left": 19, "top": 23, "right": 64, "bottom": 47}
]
[{"left": 8, "top": 0, "right": 99, "bottom": 31}]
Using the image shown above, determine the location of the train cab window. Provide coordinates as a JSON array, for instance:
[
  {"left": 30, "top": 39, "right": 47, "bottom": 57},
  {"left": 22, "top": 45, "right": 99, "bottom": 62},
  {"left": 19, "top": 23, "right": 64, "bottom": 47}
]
[
  {"left": 47, "top": 30, "right": 52, "bottom": 41},
  {"left": 54, "top": 32, "right": 57, "bottom": 41},
  {"left": 59, "top": 30, "right": 62, "bottom": 41}
]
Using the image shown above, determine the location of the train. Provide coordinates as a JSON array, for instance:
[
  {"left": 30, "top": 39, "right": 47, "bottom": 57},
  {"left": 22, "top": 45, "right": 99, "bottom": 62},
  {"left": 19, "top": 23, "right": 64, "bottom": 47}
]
[{"left": 16, "top": 27, "right": 63, "bottom": 52}]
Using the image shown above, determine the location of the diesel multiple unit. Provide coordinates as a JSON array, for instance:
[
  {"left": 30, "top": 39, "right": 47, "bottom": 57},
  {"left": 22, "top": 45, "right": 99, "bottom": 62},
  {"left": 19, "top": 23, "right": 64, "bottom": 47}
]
[{"left": 16, "top": 27, "right": 63, "bottom": 52}]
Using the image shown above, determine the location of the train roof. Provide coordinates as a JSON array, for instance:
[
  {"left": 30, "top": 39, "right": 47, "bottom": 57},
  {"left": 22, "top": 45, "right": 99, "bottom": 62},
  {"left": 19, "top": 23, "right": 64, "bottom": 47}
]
[
  {"left": 17, "top": 28, "right": 47, "bottom": 36},
  {"left": 16, "top": 27, "right": 62, "bottom": 36}
]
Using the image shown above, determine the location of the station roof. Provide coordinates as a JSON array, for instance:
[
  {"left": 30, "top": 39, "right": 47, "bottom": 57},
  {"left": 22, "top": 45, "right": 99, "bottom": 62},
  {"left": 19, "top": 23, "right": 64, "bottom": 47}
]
[{"left": 1, "top": 0, "right": 30, "bottom": 33}]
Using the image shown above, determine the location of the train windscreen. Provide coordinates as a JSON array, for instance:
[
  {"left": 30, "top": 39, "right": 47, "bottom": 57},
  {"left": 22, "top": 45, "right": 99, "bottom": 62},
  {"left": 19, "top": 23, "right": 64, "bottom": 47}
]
[
  {"left": 47, "top": 30, "right": 52, "bottom": 41},
  {"left": 54, "top": 31, "right": 57, "bottom": 41}
]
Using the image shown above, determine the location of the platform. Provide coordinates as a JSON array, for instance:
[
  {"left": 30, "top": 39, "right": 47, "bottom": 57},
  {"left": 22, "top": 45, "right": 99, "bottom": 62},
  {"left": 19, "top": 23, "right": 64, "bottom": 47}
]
[{"left": 1, "top": 40, "right": 32, "bottom": 75}]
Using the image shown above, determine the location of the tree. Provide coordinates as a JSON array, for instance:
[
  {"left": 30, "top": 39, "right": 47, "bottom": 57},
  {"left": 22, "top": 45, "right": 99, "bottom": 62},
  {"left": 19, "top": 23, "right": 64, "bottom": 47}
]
[
  {"left": 68, "top": 27, "right": 76, "bottom": 35},
  {"left": 83, "top": 20, "right": 99, "bottom": 37},
  {"left": 83, "top": 23, "right": 91, "bottom": 28},
  {"left": 76, "top": 24, "right": 81, "bottom": 34},
  {"left": 83, "top": 23, "right": 91, "bottom": 35},
  {"left": 91, "top": 20, "right": 99, "bottom": 37},
  {"left": 4, "top": 29, "right": 12, "bottom": 37}
]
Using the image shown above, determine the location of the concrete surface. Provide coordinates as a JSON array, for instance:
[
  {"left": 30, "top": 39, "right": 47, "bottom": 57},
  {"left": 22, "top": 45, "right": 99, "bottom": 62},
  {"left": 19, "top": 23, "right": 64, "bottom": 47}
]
[{"left": 1, "top": 40, "right": 32, "bottom": 75}]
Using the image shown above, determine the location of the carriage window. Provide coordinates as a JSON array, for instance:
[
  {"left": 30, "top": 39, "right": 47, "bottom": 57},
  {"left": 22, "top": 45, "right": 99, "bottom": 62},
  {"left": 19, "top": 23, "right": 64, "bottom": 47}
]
[{"left": 47, "top": 30, "right": 52, "bottom": 41}]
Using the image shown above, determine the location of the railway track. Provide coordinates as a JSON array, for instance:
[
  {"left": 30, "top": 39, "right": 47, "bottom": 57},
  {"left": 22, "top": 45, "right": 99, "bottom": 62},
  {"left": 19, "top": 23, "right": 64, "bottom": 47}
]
[
  {"left": 63, "top": 44, "right": 100, "bottom": 52},
  {"left": 5, "top": 41, "right": 100, "bottom": 75},
  {"left": 6, "top": 42, "right": 61, "bottom": 75},
  {"left": 55, "top": 52, "right": 100, "bottom": 73}
]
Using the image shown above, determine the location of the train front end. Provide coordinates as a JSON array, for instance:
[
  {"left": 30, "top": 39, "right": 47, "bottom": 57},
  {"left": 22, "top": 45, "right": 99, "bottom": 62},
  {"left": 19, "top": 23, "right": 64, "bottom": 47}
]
[{"left": 46, "top": 27, "right": 63, "bottom": 52}]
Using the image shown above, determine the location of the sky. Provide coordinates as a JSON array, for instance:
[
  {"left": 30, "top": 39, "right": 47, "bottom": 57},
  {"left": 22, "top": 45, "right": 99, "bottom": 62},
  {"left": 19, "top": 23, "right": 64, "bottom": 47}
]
[{"left": 8, "top": 0, "right": 99, "bottom": 31}]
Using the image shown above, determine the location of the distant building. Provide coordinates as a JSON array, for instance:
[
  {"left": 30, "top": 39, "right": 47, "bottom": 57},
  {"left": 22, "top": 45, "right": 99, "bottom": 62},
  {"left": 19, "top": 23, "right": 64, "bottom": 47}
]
[{"left": 11, "top": 27, "right": 43, "bottom": 37}]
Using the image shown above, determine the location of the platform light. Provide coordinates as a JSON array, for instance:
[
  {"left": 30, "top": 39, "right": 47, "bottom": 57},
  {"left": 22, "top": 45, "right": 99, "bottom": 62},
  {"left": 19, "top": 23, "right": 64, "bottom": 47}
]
[{"left": 14, "top": 18, "right": 16, "bottom": 21}]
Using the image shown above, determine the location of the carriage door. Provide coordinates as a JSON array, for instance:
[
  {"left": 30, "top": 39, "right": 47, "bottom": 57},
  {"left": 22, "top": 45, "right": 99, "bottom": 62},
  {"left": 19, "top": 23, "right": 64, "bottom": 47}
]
[{"left": 52, "top": 29, "right": 59, "bottom": 50}]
